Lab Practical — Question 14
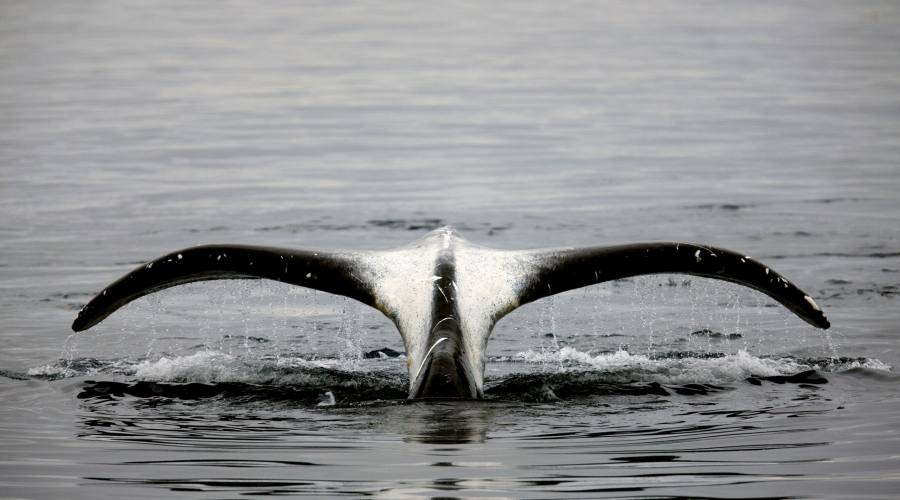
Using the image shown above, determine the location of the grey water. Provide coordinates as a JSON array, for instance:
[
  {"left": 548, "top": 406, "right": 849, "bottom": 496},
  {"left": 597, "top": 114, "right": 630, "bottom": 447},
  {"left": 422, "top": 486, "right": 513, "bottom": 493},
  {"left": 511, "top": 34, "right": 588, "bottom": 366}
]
[{"left": 2, "top": 1, "right": 900, "bottom": 498}]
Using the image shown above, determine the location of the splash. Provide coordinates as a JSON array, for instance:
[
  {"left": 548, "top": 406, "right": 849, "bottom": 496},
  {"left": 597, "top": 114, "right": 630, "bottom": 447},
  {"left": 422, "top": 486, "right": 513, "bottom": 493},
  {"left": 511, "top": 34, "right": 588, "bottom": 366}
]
[{"left": 514, "top": 347, "right": 890, "bottom": 385}]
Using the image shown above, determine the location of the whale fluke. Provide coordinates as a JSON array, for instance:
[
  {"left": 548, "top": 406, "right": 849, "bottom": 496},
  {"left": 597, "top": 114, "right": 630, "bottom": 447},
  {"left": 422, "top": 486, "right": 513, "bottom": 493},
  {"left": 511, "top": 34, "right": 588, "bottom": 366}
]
[
  {"left": 514, "top": 242, "right": 829, "bottom": 329},
  {"left": 72, "top": 228, "right": 829, "bottom": 398},
  {"left": 71, "top": 244, "right": 376, "bottom": 332}
]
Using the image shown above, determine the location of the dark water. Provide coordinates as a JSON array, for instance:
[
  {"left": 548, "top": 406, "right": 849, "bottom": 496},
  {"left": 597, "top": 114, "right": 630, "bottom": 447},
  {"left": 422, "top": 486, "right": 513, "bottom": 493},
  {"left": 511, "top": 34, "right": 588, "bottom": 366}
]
[{"left": 3, "top": 1, "right": 900, "bottom": 498}]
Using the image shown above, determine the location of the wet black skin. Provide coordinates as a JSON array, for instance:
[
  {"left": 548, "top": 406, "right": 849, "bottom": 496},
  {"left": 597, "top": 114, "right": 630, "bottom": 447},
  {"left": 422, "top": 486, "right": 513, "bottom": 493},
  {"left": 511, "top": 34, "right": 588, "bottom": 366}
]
[{"left": 410, "top": 250, "right": 479, "bottom": 399}]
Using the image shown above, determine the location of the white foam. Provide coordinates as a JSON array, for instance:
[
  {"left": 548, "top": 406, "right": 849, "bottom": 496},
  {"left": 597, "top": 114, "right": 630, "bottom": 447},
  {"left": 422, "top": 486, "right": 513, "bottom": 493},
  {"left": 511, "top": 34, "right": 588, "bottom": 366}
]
[
  {"left": 516, "top": 347, "right": 819, "bottom": 385},
  {"left": 133, "top": 351, "right": 241, "bottom": 383},
  {"left": 26, "top": 358, "right": 134, "bottom": 379},
  {"left": 828, "top": 357, "right": 892, "bottom": 372},
  {"left": 129, "top": 351, "right": 343, "bottom": 384},
  {"left": 26, "top": 364, "right": 80, "bottom": 379},
  {"left": 317, "top": 391, "right": 336, "bottom": 406}
]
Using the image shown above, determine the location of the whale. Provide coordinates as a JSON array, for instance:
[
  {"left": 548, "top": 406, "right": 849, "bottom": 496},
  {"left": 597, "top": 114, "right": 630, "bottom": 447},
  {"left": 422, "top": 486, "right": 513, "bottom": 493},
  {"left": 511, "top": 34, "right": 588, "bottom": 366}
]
[{"left": 72, "top": 226, "right": 829, "bottom": 399}]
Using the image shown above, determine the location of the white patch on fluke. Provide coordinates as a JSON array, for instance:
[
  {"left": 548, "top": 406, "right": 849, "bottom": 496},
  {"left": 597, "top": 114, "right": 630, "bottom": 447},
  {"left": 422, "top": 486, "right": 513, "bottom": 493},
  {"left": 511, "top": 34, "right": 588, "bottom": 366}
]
[
  {"left": 804, "top": 295, "right": 822, "bottom": 312},
  {"left": 358, "top": 228, "right": 537, "bottom": 394},
  {"left": 454, "top": 240, "right": 535, "bottom": 392},
  {"left": 358, "top": 234, "right": 443, "bottom": 374},
  {"left": 441, "top": 230, "right": 451, "bottom": 249}
]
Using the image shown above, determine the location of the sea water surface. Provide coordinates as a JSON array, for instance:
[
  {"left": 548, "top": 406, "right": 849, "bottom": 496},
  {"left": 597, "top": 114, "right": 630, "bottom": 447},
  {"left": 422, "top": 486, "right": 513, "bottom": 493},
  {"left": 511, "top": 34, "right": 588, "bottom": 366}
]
[{"left": 2, "top": 1, "right": 900, "bottom": 498}]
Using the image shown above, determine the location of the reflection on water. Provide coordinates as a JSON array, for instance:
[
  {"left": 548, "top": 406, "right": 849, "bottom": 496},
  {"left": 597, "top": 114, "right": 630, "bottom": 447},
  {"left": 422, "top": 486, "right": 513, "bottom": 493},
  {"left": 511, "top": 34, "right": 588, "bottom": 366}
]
[
  {"left": 54, "top": 350, "right": 878, "bottom": 496},
  {"left": 398, "top": 402, "right": 494, "bottom": 445},
  {"left": 6, "top": 317, "right": 888, "bottom": 498},
  {"left": 67, "top": 381, "right": 856, "bottom": 498}
]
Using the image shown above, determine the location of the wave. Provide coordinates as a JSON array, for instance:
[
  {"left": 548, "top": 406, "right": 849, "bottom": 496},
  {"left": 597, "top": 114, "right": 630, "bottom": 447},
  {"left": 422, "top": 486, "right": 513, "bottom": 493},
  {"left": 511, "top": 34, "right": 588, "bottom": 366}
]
[
  {"left": 12, "top": 347, "right": 892, "bottom": 406},
  {"left": 513, "top": 347, "right": 890, "bottom": 385}
]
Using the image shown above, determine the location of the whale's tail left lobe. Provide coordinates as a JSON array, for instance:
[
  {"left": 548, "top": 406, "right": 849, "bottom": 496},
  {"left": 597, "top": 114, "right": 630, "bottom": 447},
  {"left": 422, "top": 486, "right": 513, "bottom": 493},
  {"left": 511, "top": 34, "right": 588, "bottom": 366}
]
[{"left": 71, "top": 244, "right": 377, "bottom": 332}]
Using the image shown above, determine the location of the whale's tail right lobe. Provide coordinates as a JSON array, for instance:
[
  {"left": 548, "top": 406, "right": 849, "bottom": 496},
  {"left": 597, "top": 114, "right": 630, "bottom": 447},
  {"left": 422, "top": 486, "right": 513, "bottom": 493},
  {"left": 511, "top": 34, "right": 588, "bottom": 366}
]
[{"left": 507, "top": 242, "right": 829, "bottom": 329}]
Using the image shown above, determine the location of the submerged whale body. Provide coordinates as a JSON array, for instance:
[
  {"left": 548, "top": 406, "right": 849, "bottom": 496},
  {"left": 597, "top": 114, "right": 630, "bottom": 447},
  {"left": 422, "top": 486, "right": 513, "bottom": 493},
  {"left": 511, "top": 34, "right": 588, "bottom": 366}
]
[{"left": 72, "top": 227, "right": 829, "bottom": 399}]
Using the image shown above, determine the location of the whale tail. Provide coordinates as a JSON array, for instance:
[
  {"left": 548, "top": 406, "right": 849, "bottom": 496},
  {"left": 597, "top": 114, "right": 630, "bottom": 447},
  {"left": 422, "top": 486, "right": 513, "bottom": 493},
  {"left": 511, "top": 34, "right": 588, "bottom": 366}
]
[
  {"left": 71, "top": 235, "right": 829, "bottom": 399},
  {"left": 71, "top": 244, "right": 377, "bottom": 332},
  {"left": 507, "top": 242, "right": 829, "bottom": 329},
  {"left": 73, "top": 239, "right": 828, "bottom": 334}
]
